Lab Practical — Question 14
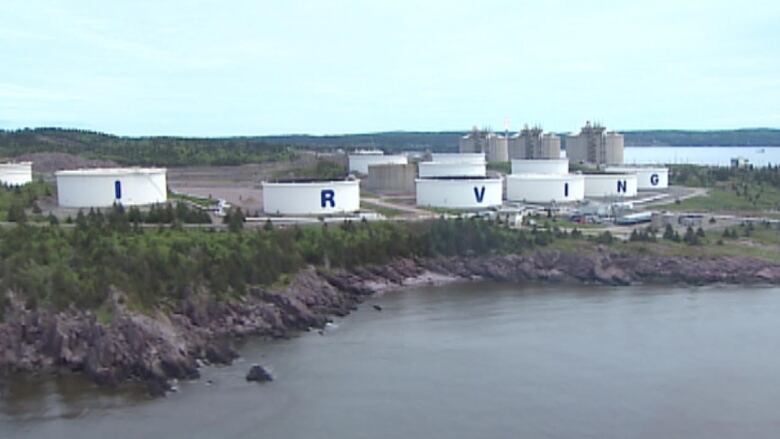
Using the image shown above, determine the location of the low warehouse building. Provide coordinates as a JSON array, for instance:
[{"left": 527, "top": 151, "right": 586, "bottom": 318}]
[
  {"left": 511, "top": 159, "right": 568, "bottom": 175},
  {"left": 364, "top": 163, "right": 416, "bottom": 193},
  {"left": 416, "top": 177, "right": 502, "bottom": 209},
  {"left": 262, "top": 179, "right": 360, "bottom": 215},
  {"left": 348, "top": 152, "right": 407, "bottom": 174},
  {"left": 506, "top": 174, "right": 585, "bottom": 203},
  {"left": 430, "top": 153, "right": 486, "bottom": 164},
  {"left": 605, "top": 166, "right": 669, "bottom": 190},
  {"left": 418, "top": 162, "right": 486, "bottom": 178},
  {"left": 583, "top": 173, "right": 638, "bottom": 198},
  {"left": 0, "top": 162, "right": 32, "bottom": 186},
  {"left": 56, "top": 168, "right": 167, "bottom": 208}
]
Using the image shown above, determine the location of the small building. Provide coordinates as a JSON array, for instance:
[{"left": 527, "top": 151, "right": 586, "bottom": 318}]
[
  {"left": 56, "top": 168, "right": 167, "bottom": 208},
  {"left": 364, "top": 163, "right": 416, "bottom": 193},
  {"left": 416, "top": 177, "right": 503, "bottom": 209},
  {"left": 731, "top": 157, "right": 750, "bottom": 168},
  {"left": 262, "top": 179, "right": 360, "bottom": 215}
]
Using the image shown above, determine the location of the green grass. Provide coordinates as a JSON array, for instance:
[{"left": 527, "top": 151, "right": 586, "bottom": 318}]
[
  {"left": 169, "top": 192, "right": 215, "bottom": 208},
  {"left": 664, "top": 185, "right": 780, "bottom": 213},
  {"left": 360, "top": 200, "right": 405, "bottom": 218}
]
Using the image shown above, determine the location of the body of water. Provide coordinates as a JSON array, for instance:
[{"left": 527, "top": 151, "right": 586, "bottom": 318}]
[
  {"left": 623, "top": 146, "right": 780, "bottom": 167},
  {"left": 4, "top": 283, "right": 780, "bottom": 439}
]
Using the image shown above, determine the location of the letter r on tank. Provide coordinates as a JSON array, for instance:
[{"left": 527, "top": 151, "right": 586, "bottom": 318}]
[
  {"left": 650, "top": 174, "right": 659, "bottom": 186},
  {"left": 321, "top": 189, "right": 335, "bottom": 208},
  {"left": 617, "top": 180, "right": 627, "bottom": 193},
  {"left": 474, "top": 186, "right": 486, "bottom": 203}
]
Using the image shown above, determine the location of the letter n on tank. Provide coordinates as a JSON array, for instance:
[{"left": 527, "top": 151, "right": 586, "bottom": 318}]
[
  {"left": 321, "top": 189, "right": 335, "bottom": 208},
  {"left": 474, "top": 186, "right": 485, "bottom": 203},
  {"left": 617, "top": 180, "right": 627, "bottom": 193},
  {"left": 114, "top": 180, "right": 122, "bottom": 200}
]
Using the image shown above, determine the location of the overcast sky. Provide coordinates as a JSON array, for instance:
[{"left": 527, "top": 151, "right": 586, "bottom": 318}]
[{"left": 1, "top": 0, "right": 778, "bottom": 136}]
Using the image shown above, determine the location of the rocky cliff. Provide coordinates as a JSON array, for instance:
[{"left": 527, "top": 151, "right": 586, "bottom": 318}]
[{"left": 2, "top": 249, "right": 779, "bottom": 394}]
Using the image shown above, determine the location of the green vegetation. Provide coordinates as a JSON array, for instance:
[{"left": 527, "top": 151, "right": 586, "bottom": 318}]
[
  {"left": 169, "top": 192, "right": 216, "bottom": 208},
  {"left": 666, "top": 165, "right": 780, "bottom": 213},
  {"left": 0, "top": 180, "right": 52, "bottom": 222},
  {"left": 360, "top": 200, "right": 406, "bottom": 218},
  {"left": 0, "top": 128, "right": 298, "bottom": 166},
  {"left": 271, "top": 158, "right": 347, "bottom": 180},
  {"left": 0, "top": 215, "right": 569, "bottom": 315},
  {"left": 4, "top": 129, "right": 778, "bottom": 167},
  {"left": 487, "top": 161, "right": 511, "bottom": 174}
]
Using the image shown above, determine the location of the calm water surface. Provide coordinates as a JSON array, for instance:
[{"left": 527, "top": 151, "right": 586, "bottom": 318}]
[
  {"left": 623, "top": 146, "right": 780, "bottom": 166},
  {"left": 3, "top": 283, "right": 780, "bottom": 439}
]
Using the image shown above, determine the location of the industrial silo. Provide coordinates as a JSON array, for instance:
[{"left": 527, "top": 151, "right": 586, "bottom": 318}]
[
  {"left": 56, "top": 168, "right": 167, "bottom": 207},
  {"left": 262, "top": 179, "right": 360, "bottom": 215},
  {"left": 0, "top": 162, "right": 33, "bottom": 186}
]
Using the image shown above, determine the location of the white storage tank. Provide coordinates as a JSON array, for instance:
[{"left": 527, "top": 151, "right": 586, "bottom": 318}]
[
  {"left": 0, "top": 162, "right": 33, "bottom": 186},
  {"left": 262, "top": 179, "right": 360, "bottom": 215},
  {"left": 56, "top": 168, "right": 167, "bottom": 208},
  {"left": 583, "top": 173, "right": 638, "bottom": 198},
  {"left": 430, "top": 153, "right": 486, "bottom": 164},
  {"left": 605, "top": 166, "right": 669, "bottom": 190},
  {"left": 506, "top": 174, "right": 585, "bottom": 203},
  {"left": 416, "top": 177, "right": 502, "bottom": 209},
  {"left": 348, "top": 152, "right": 407, "bottom": 174},
  {"left": 418, "top": 162, "right": 486, "bottom": 178},
  {"left": 511, "top": 159, "right": 568, "bottom": 175}
]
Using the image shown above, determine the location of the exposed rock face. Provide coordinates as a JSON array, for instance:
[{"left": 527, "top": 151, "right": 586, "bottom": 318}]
[{"left": 1, "top": 250, "right": 779, "bottom": 393}]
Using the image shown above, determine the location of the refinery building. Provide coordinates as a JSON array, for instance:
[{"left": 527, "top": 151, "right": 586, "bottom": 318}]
[{"left": 566, "top": 122, "right": 624, "bottom": 165}]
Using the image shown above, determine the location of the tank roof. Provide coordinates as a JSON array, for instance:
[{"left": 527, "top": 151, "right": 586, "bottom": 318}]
[{"left": 55, "top": 167, "right": 166, "bottom": 176}]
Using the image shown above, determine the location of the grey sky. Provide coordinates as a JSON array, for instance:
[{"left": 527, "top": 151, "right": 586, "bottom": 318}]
[{"left": 1, "top": 0, "right": 778, "bottom": 135}]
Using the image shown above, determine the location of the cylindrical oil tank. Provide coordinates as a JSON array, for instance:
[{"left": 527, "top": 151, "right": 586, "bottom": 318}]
[
  {"left": 430, "top": 153, "right": 486, "bottom": 164},
  {"left": 511, "top": 159, "right": 568, "bottom": 175},
  {"left": 415, "top": 177, "right": 502, "bottom": 209},
  {"left": 583, "top": 173, "right": 638, "bottom": 198},
  {"left": 418, "top": 162, "right": 486, "bottom": 178},
  {"left": 506, "top": 174, "right": 585, "bottom": 203},
  {"left": 0, "top": 162, "right": 33, "bottom": 186},
  {"left": 348, "top": 153, "right": 407, "bottom": 174},
  {"left": 56, "top": 168, "right": 167, "bottom": 207},
  {"left": 262, "top": 179, "right": 360, "bottom": 215},
  {"left": 605, "top": 166, "right": 669, "bottom": 190}
]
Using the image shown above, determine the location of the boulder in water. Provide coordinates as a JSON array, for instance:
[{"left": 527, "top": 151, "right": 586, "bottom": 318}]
[{"left": 246, "top": 364, "right": 273, "bottom": 383}]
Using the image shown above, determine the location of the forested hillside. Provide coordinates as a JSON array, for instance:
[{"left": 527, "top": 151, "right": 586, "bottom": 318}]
[{"left": 1, "top": 127, "right": 779, "bottom": 167}]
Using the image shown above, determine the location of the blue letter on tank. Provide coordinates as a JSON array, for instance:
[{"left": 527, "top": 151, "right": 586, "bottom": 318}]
[
  {"left": 650, "top": 173, "right": 659, "bottom": 186},
  {"left": 321, "top": 189, "right": 335, "bottom": 208},
  {"left": 617, "top": 180, "right": 627, "bottom": 193},
  {"left": 474, "top": 186, "right": 486, "bottom": 203},
  {"left": 114, "top": 180, "right": 122, "bottom": 200}
]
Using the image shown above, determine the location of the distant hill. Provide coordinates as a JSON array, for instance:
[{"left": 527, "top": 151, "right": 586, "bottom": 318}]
[{"left": 1, "top": 127, "right": 779, "bottom": 166}]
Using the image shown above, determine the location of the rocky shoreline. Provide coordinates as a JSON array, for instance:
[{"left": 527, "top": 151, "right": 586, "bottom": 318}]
[{"left": 2, "top": 248, "right": 780, "bottom": 395}]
